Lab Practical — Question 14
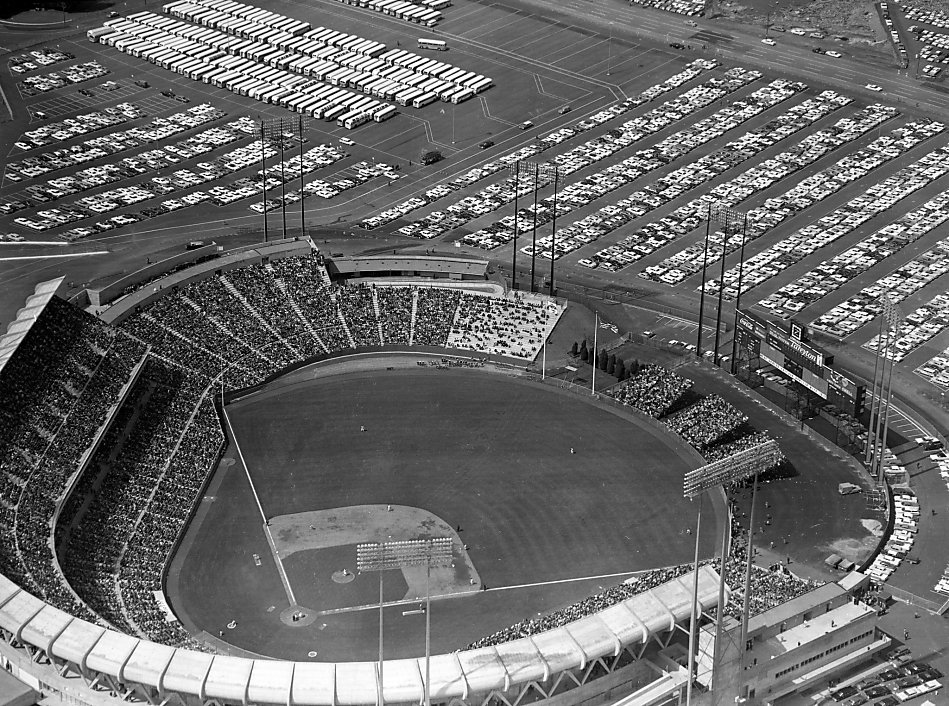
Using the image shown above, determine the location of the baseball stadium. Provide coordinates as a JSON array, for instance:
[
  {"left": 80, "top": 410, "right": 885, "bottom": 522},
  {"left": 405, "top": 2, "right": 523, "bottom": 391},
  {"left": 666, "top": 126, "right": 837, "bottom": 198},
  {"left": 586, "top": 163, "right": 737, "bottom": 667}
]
[
  {"left": 2, "top": 0, "right": 949, "bottom": 700},
  {"left": 0, "top": 238, "right": 897, "bottom": 706}
]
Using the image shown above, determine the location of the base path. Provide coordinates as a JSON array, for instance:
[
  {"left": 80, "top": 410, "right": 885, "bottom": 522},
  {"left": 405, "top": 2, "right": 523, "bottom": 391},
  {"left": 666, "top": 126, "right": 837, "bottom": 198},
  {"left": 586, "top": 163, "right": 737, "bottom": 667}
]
[{"left": 268, "top": 504, "right": 481, "bottom": 604}]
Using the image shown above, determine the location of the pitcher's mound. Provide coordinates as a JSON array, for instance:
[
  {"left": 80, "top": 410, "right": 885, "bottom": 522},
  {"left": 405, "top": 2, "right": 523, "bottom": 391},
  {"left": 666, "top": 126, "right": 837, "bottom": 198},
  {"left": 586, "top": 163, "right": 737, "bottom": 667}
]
[{"left": 332, "top": 569, "right": 355, "bottom": 584}]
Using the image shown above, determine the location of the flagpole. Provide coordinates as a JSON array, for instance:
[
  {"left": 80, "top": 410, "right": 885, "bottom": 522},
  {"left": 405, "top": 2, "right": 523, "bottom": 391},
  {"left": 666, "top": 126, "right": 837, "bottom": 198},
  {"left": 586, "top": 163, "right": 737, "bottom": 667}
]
[{"left": 592, "top": 311, "right": 597, "bottom": 394}]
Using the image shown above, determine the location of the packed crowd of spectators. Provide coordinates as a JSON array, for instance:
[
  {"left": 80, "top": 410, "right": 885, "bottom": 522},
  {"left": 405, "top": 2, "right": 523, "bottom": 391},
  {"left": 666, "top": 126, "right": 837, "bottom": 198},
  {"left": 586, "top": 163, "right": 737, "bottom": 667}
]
[
  {"left": 269, "top": 257, "right": 352, "bottom": 353},
  {"left": 223, "top": 267, "right": 324, "bottom": 360},
  {"left": 336, "top": 283, "right": 383, "bottom": 348},
  {"left": 375, "top": 286, "right": 414, "bottom": 345},
  {"left": 60, "top": 360, "right": 205, "bottom": 635},
  {"left": 702, "top": 430, "right": 782, "bottom": 465},
  {"left": 610, "top": 365, "right": 694, "bottom": 418},
  {"left": 117, "top": 397, "right": 223, "bottom": 647},
  {"left": 413, "top": 287, "right": 461, "bottom": 347},
  {"left": 664, "top": 395, "right": 749, "bottom": 451},
  {"left": 0, "top": 297, "right": 147, "bottom": 621}
]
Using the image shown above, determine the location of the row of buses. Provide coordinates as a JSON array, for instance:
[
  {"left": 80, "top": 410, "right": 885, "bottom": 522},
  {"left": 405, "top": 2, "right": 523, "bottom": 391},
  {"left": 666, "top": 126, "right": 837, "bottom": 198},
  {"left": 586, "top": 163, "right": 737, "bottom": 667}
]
[
  {"left": 92, "top": 19, "right": 396, "bottom": 127},
  {"left": 91, "top": 0, "right": 491, "bottom": 127},
  {"left": 339, "top": 0, "right": 444, "bottom": 26}
]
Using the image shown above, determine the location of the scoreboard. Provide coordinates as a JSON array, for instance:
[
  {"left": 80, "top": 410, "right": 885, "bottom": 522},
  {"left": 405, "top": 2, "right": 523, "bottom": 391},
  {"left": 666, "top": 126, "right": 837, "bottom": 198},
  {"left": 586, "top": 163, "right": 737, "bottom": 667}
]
[{"left": 736, "top": 310, "right": 866, "bottom": 416}]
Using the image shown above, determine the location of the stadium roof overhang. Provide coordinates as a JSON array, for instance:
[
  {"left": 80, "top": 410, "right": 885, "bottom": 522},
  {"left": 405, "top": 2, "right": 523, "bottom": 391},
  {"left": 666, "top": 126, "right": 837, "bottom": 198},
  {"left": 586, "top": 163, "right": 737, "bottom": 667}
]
[{"left": 0, "top": 566, "right": 725, "bottom": 704}]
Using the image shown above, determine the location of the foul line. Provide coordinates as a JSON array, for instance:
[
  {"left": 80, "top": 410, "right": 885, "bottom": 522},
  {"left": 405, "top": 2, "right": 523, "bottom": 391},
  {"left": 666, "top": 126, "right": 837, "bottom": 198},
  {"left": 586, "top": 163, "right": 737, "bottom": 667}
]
[
  {"left": 221, "top": 403, "right": 298, "bottom": 606},
  {"left": 318, "top": 568, "right": 644, "bottom": 615}
]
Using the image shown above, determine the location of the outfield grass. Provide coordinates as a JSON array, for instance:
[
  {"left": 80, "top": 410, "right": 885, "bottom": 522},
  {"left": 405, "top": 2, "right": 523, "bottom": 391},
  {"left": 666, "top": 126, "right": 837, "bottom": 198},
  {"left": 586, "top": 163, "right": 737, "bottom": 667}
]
[{"left": 169, "top": 364, "right": 721, "bottom": 661}]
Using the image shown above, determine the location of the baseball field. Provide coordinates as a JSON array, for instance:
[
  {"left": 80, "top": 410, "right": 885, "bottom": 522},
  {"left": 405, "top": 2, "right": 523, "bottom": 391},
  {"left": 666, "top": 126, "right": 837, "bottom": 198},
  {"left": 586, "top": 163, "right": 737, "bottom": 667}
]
[{"left": 167, "top": 359, "right": 723, "bottom": 661}]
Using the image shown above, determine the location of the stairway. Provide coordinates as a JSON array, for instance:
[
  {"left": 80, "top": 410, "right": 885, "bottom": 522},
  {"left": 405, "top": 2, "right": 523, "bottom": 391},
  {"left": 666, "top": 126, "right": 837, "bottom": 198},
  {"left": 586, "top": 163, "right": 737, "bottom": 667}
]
[
  {"left": 371, "top": 287, "right": 385, "bottom": 345},
  {"left": 331, "top": 292, "right": 357, "bottom": 349},
  {"left": 317, "top": 261, "right": 333, "bottom": 287},
  {"left": 409, "top": 289, "right": 419, "bottom": 346},
  {"left": 181, "top": 295, "right": 276, "bottom": 366},
  {"left": 220, "top": 276, "right": 300, "bottom": 358},
  {"left": 270, "top": 270, "right": 330, "bottom": 355}
]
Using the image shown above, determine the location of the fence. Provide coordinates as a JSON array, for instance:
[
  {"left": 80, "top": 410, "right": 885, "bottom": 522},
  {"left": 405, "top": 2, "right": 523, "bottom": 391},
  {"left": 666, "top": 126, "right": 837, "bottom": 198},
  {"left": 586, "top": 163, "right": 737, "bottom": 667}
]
[{"left": 885, "top": 584, "right": 944, "bottom": 614}]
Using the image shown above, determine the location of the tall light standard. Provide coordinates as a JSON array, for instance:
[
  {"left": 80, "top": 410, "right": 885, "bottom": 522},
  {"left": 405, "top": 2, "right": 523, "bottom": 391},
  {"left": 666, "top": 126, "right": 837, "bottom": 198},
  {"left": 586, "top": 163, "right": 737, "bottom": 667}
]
[
  {"left": 709, "top": 205, "right": 745, "bottom": 366},
  {"left": 356, "top": 538, "right": 453, "bottom": 706},
  {"left": 683, "top": 440, "right": 784, "bottom": 704},
  {"left": 510, "top": 160, "right": 548, "bottom": 292},
  {"left": 547, "top": 163, "right": 561, "bottom": 297},
  {"left": 873, "top": 296, "right": 902, "bottom": 483}
]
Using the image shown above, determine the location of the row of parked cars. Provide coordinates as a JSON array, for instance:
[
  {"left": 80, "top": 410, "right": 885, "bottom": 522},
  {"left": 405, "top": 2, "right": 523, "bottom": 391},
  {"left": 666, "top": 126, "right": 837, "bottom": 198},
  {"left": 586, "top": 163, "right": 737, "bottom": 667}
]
[
  {"left": 6, "top": 104, "right": 227, "bottom": 181},
  {"left": 628, "top": 0, "right": 705, "bottom": 17},
  {"left": 865, "top": 490, "right": 920, "bottom": 584},
  {"left": 449, "top": 68, "right": 769, "bottom": 249},
  {"left": 609, "top": 102, "right": 896, "bottom": 281},
  {"left": 13, "top": 127, "right": 271, "bottom": 231},
  {"left": 519, "top": 84, "right": 844, "bottom": 265},
  {"left": 863, "top": 290, "right": 949, "bottom": 362},
  {"left": 763, "top": 176, "right": 949, "bottom": 328},
  {"left": 802, "top": 206, "right": 949, "bottom": 339},
  {"left": 46, "top": 140, "right": 360, "bottom": 241},
  {"left": 910, "top": 29, "right": 949, "bottom": 71},
  {"left": 18, "top": 61, "right": 110, "bottom": 95},
  {"left": 249, "top": 159, "right": 395, "bottom": 211},
  {"left": 384, "top": 65, "right": 761, "bottom": 241},
  {"left": 829, "top": 654, "right": 942, "bottom": 706},
  {"left": 14, "top": 112, "right": 248, "bottom": 208},
  {"left": 508, "top": 87, "right": 841, "bottom": 270},
  {"left": 359, "top": 59, "right": 722, "bottom": 230},
  {"left": 915, "top": 348, "right": 949, "bottom": 390},
  {"left": 14, "top": 102, "right": 147, "bottom": 150},
  {"left": 700, "top": 118, "right": 945, "bottom": 302},
  {"left": 9, "top": 48, "right": 75, "bottom": 74},
  {"left": 465, "top": 77, "right": 800, "bottom": 258}
]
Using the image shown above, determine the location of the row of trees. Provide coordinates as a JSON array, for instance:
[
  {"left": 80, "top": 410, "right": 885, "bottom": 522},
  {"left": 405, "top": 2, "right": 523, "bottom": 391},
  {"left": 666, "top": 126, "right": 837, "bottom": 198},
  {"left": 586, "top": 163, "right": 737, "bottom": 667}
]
[{"left": 570, "top": 340, "right": 643, "bottom": 381}]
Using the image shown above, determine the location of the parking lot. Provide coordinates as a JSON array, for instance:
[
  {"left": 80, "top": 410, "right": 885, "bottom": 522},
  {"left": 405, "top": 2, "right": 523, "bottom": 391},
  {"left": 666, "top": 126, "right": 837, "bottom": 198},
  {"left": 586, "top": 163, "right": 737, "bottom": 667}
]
[{"left": 1, "top": 0, "right": 948, "bottom": 403}]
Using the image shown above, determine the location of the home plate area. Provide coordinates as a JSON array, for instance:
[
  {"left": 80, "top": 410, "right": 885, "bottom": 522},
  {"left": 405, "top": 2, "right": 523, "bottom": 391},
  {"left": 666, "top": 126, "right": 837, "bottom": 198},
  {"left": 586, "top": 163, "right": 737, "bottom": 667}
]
[{"left": 270, "top": 504, "right": 480, "bottom": 623}]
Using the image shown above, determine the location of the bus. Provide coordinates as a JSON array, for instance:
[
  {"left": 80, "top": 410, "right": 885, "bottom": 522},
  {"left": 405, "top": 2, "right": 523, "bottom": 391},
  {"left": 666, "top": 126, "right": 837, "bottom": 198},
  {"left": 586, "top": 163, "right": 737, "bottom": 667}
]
[
  {"left": 411, "top": 91, "right": 437, "bottom": 108},
  {"left": 373, "top": 105, "right": 397, "bottom": 122},
  {"left": 395, "top": 87, "right": 423, "bottom": 106},
  {"left": 339, "top": 110, "right": 371, "bottom": 129}
]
